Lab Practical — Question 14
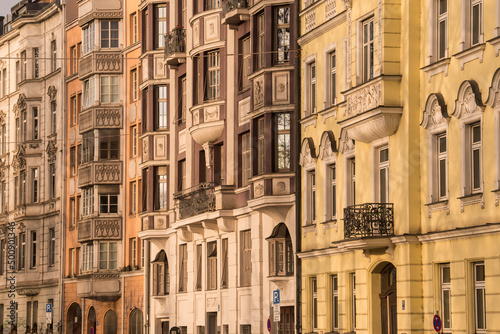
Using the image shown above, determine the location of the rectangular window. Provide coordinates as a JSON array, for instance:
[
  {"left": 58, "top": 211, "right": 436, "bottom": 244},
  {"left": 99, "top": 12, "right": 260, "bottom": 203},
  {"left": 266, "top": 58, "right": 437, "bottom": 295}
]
[
  {"left": 471, "top": 0, "right": 482, "bottom": 46},
  {"left": 51, "top": 41, "right": 57, "bottom": 72},
  {"left": 157, "top": 85, "right": 168, "bottom": 129},
  {"left": 378, "top": 146, "right": 389, "bottom": 203},
  {"left": 82, "top": 187, "right": 94, "bottom": 217},
  {"left": 438, "top": 0, "right": 447, "bottom": 59},
  {"left": 1, "top": 68, "right": 6, "bottom": 98},
  {"left": 178, "top": 160, "right": 186, "bottom": 191},
  {"left": 257, "top": 14, "right": 265, "bottom": 69},
  {"left": 16, "top": 61, "right": 20, "bottom": 86},
  {"left": 70, "top": 96, "right": 77, "bottom": 126},
  {"left": 99, "top": 130, "right": 120, "bottom": 159},
  {"left": 179, "top": 244, "right": 188, "bottom": 292},
  {"left": 141, "top": 240, "right": 145, "bottom": 268},
  {"left": 437, "top": 133, "right": 447, "bottom": 200},
  {"left": 309, "top": 62, "right": 316, "bottom": 113},
  {"left": 196, "top": 243, "right": 202, "bottom": 291},
  {"left": 257, "top": 118, "right": 265, "bottom": 175},
  {"left": 1, "top": 181, "right": 6, "bottom": 213},
  {"left": 330, "top": 52, "right": 336, "bottom": 106},
  {"left": 276, "top": 7, "right": 290, "bottom": 64},
  {"left": 83, "top": 23, "right": 95, "bottom": 55},
  {"left": 130, "top": 181, "right": 137, "bottom": 214},
  {"left": 71, "top": 46, "right": 77, "bottom": 74},
  {"left": 0, "top": 124, "right": 5, "bottom": 155},
  {"left": 19, "top": 232, "right": 25, "bottom": 270},
  {"left": 206, "top": 0, "right": 220, "bottom": 10},
  {"left": 240, "top": 37, "right": 251, "bottom": 90},
  {"left": 20, "top": 170, "right": 26, "bottom": 205},
  {"left": 82, "top": 243, "right": 94, "bottom": 272},
  {"left": 49, "top": 163, "right": 56, "bottom": 199},
  {"left": 101, "top": 21, "right": 119, "bottom": 48},
  {"left": 27, "top": 302, "right": 31, "bottom": 329},
  {"left": 156, "top": 166, "right": 168, "bottom": 210},
  {"left": 30, "top": 231, "right": 37, "bottom": 268},
  {"left": 347, "top": 158, "right": 356, "bottom": 206},
  {"left": 156, "top": 5, "right": 167, "bottom": 48},
  {"left": 70, "top": 198, "right": 76, "bottom": 228},
  {"left": 240, "top": 230, "right": 252, "bottom": 287},
  {"left": 33, "top": 48, "right": 39, "bottom": 78},
  {"left": 83, "top": 77, "right": 95, "bottom": 109},
  {"left": 331, "top": 274, "right": 339, "bottom": 331},
  {"left": 99, "top": 194, "right": 118, "bottom": 214},
  {"left": 362, "top": 18, "right": 374, "bottom": 82},
  {"left": 14, "top": 176, "right": 18, "bottom": 207},
  {"left": 31, "top": 168, "right": 38, "bottom": 203},
  {"left": 241, "top": 325, "right": 251, "bottom": 334},
  {"left": 221, "top": 238, "right": 228, "bottom": 288},
  {"left": 99, "top": 241, "right": 118, "bottom": 270},
  {"left": 470, "top": 122, "right": 482, "bottom": 193},
  {"left": 82, "top": 131, "right": 95, "bottom": 163},
  {"left": 277, "top": 113, "right": 291, "bottom": 170},
  {"left": 70, "top": 146, "right": 76, "bottom": 177},
  {"left": 329, "top": 164, "right": 337, "bottom": 220},
  {"left": 207, "top": 51, "right": 220, "bottom": 100},
  {"left": 132, "top": 13, "right": 138, "bottom": 43},
  {"left": 308, "top": 171, "right": 316, "bottom": 224},
  {"left": 351, "top": 273, "right": 357, "bottom": 330},
  {"left": 180, "top": 76, "right": 187, "bottom": 123},
  {"left": 21, "top": 51, "right": 27, "bottom": 81},
  {"left": 440, "top": 264, "right": 451, "bottom": 330},
  {"left": 0, "top": 240, "right": 4, "bottom": 275},
  {"left": 207, "top": 241, "right": 217, "bottom": 290},
  {"left": 32, "top": 107, "right": 39, "bottom": 140},
  {"left": 100, "top": 76, "right": 119, "bottom": 103},
  {"left": 49, "top": 228, "right": 55, "bottom": 266},
  {"left": 312, "top": 277, "right": 318, "bottom": 330},
  {"left": 241, "top": 133, "right": 251, "bottom": 187},
  {"left": 131, "top": 69, "right": 138, "bottom": 102},
  {"left": 474, "top": 262, "right": 486, "bottom": 332}
]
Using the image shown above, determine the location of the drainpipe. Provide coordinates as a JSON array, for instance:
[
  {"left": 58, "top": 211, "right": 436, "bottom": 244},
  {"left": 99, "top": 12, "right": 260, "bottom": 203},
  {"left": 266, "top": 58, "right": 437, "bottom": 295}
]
[
  {"left": 294, "top": 1, "right": 302, "bottom": 333},
  {"left": 144, "top": 240, "right": 150, "bottom": 334}
]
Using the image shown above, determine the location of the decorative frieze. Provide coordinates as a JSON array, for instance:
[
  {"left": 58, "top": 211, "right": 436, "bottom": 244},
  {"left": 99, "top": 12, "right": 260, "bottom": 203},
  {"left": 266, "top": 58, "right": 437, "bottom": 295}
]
[
  {"left": 79, "top": 107, "right": 123, "bottom": 133},
  {"left": 78, "top": 217, "right": 122, "bottom": 242},
  {"left": 305, "top": 9, "right": 316, "bottom": 33},
  {"left": 95, "top": 164, "right": 121, "bottom": 183},
  {"left": 325, "top": 0, "right": 336, "bottom": 20},
  {"left": 12, "top": 144, "right": 26, "bottom": 173},
  {"left": 345, "top": 81, "right": 382, "bottom": 117}
]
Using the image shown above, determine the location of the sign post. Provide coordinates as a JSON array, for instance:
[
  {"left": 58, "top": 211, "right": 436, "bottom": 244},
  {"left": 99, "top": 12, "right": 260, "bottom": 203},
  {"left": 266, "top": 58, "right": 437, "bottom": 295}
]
[
  {"left": 272, "top": 290, "right": 280, "bottom": 322},
  {"left": 46, "top": 303, "right": 53, "bottom": 325},
  {"left": 433, "top": 314, "right": 442, "bottom": 332}
]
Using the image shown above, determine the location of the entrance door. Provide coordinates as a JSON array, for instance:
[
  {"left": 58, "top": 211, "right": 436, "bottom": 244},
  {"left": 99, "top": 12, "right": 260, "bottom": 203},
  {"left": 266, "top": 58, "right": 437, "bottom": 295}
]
[
  {"left": 380, "top": 264, "right": 397, "bottom": 334},
  {"left": 87, "top": 307, "right": 96, "bottom": 334},
  {"left": 279, "top": 307, "right": 294, "bottom": 334},
  {"left": 207, "top": 313, "right": 217, "bottom": 334},
  {"left": 161, "top": 321, "right": 169, "bottom": 334}
]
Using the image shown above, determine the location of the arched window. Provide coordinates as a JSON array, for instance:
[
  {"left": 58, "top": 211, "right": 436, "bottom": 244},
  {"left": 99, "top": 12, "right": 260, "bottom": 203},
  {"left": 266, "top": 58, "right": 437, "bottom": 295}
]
[
  {"left": 267, "top": 223, "right": 293, "bottom": 276},
  {"left": 129, "top": 309, "right": 143, "bottom": 334},
  {"left": 87, "top": 307, "right": 96, "bottom": 334},
  {"left": 66, "top": 303, "right": 82, "bottom": 334},
  {"left": 151, "top": 250, "right": 169, "bottom": 295},
  {"left": 103, "top": 310, "right": 117, "bottom": 334}
]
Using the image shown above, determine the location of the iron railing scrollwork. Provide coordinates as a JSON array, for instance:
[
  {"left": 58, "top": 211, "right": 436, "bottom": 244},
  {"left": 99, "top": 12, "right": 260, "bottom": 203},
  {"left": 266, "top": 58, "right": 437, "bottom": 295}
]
[
  {"left": 174, "top": 182, "right": 216, "bottom": 219},
  {"left": 164, "top": 27, "right": 186, "bottom": 58},
  {"left": 222, "top": 0, "right": 248, "bottom": 17},
  {"left": 343, "top": 203, "right": 394, "bottom": 239}
]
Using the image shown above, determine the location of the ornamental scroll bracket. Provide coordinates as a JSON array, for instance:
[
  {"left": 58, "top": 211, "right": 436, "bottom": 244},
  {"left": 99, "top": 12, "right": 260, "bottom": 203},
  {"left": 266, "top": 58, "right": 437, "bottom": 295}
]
[
  {"left": 47, "top": 86, "right": 57, "bottom": 102},
  {"left": 46, "top": 139, "right": 57, "bottom": 163}
]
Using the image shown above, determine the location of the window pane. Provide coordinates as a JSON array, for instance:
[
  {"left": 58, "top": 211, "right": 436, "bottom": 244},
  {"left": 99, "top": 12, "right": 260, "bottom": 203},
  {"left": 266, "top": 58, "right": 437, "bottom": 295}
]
[
  {"left": 476, "top": 288, "right": 485, "bottom": 328},
  {"left": 472, "top": 4, "right": 480, "bottom": 45},
  {"left": 473, "top": 148, "right": 480, "bottom": 189},
  {"left": 439, "top": 0, "right": 447, "bottom": 15},
  {"left": 439, "top": 20, "right": 446, "bottom": 59},
  {"left": 443, "top": 290, "right": 450, "bottom": 328},
  {"left": 439, "top": 159, "right": 446, "bottom": 198},
  {"left": 439, "top": 136, "right": 447, "bottom": 153}
]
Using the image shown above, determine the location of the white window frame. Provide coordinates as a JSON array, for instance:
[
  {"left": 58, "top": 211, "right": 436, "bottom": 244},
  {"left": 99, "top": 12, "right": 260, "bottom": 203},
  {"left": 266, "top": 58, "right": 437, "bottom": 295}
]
[
  {"left": 241, "top": 132, "right": 251, "bottom": 187},
  {"left": 82, "top": 243, "right": 94, "bottom": 273},
  {"left": 207, "top": 51, "right": 220, "bottom": 101},
  {"left": 30, "top": 230, "right": 37, "bottom": 269},
  {"left": 437, "top": 0, "right": 448, "bottom": 60},
  {"left": 303, "top": 54, "right": 316, "bottom": 116},
  {"left": 82, "top": 22, "right": 95, "bottom": 55},
  {"left": 31, "top": 167, "right": 38, "bottom": 203},
  {"left": 473, "top": 262, "right": 486, "bottom": 333},
  {"left": 100, "top": 75, "right": 119, "bottom": 104},
  {"left": 460, "top": 0, "right": 484, "bottom": 51},
  {"left": 323, "top": 43, "right": 337, "bottom": 108},
  {"left": 440, "top": 263, "right": 451, "bottom": 331},
  {"left": 132, "top": 69, "right": 138, "bottom": 102},
  {"left": 311, "top": 277, "right": 318, "bottom": 331},
  {"left": 82, "top": 187, "right": 95, "bottom": 217},
  {"left": 331, "top": 274, "right": 339, "bottom": 331},
  {"left": 372, "top": 140, "right": 389, "bottom": 203},
  {"left": 345, "top": 154, "right": 356, "bottom": 207},
  {"left": 351, "top": 272, "right": 356, "bottom": 331},
  {"left": 100, "top": 20, "right": 119, "bottom": 49},
  {"left": 361, "top": 16, "right": 375, "bottom": 83},
  {"left": 99, "top": 241, "right": 118, "bottom": 270},
  {"left": 83, "top": 77, "right": 95, "bottom": 109}
]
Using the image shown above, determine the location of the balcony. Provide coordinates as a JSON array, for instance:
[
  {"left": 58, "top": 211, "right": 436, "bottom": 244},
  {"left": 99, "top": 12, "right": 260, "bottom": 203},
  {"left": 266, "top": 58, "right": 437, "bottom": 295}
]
[
  {"left": 344, "top": 203, "right": 394, "bottom": 239},
  {"left": 175, "top": 183, "right": 216, "bottom": 220},
  {"left": 79, "top": 106, "right": 123, "bottom": 134},
  {"left": 221, "top": 0, "right": 249, "bottom": 29},
  {"left": 77, "top": 271, "right": 121, "bottom": 301},
  {"left": 164, "top": 27, "right": 186, "bottom": 67},
  {"left": 79, "top": 51, "right": 123, "bottom": 79},
  {"left": 189, "top": 101, "right": 225, "bottom": 146},
  {"left": 77, "top": 216, "right": 122, "bottom": 243},
  {"left": 78, "top": 161, "right": 122, "bottom": 187}
]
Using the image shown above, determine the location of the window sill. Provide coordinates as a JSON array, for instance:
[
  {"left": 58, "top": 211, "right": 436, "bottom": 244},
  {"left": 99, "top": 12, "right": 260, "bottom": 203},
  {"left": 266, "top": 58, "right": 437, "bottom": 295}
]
[
  {"left": 300, "top": 112, "right": 318, "bottom": 131},
  {"left": 487, "top": 35, "right": 500, "bottom": 56},
  {"left": 321, "top": 219, "right": 337, "bottom": 233},
  {"left": 421, "top": 58, "right": 450, "bottom": 83},
  {"left": 453, "top": 43, "right": 486, "bottom": 70},
  {"left": 457, "top": 192, "right": 484, "bottom": 212},
  {"left": 318, "top": 104, "right": 338, "bottom": 123},
  {"left": 302, "top": 223, "right": 317, "bottom": 237},
  {"left": 424, "top": 200, "right": 449, "bottom": 217},
  {"left": 492, "top": 188, "right": 500, "bottom": 206}
]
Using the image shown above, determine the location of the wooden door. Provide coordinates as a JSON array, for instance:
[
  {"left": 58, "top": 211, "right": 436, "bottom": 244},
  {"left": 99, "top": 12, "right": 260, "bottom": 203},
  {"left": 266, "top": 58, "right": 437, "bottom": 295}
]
[
  {"left": 380, "top": 264, "right": 397, "bottom": 334},
  {"left": 279, "top": 307, "right": 294, "bottom": 334}
]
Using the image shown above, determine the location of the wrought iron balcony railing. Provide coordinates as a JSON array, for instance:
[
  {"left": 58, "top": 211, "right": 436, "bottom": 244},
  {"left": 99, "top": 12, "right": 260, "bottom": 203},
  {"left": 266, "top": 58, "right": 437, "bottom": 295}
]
[
  {"left": 174, "top": 182, "right": 216, "bottom": 220},
  {"left": 344, "top": 203, "right": 394, "bottom": 239},
  {"left": 222, "top": 0, "right": 248, "bottom": 17},
  {"left": 164, "top": 27, "right": 186, "bottom": 59}
]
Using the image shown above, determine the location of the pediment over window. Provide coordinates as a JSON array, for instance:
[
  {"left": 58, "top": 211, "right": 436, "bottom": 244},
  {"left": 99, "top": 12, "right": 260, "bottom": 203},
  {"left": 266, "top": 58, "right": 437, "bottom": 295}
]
[
  {"left": 486, "top": 68, "right": 500, "bottom": 108},
  {"left": 318, "top": 131, "right": 337, "bottom": 160},
  {"left": 299, "top": 137, "right": 316, "bottom": 168},
  {"left": 151, "top": 250, "right": 167, "bottom": 264},
  {"left": 13, "top": 93, "right": 27, "bottom": 117},
  {"left": 266, "top": 222, "right": 290, "bottom": 240},
  {"left": 453, "top": 80, "right": 484, "bottom": 119},
  {"left": 421, "top": 93, "right": 450, "bottom": 129}
]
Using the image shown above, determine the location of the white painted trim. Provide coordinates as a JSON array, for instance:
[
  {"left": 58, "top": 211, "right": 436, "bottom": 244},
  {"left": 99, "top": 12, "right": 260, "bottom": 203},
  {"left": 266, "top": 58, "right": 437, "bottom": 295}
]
[
  {"left": 371, "top": 137, "right": 389, "bottom": 203},
  {"left": 303, "top": 54, "right": 317, "bottom": 117},
  {"left": 323, "top": 43, "right": 337, "bottom": 109}
]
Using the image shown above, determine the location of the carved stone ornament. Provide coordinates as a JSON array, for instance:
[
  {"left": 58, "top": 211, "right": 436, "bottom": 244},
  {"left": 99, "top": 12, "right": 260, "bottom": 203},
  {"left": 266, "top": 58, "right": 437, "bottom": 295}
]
[
  {"left": 46, "top": 139, "right": 57, "bottom": 163},
  {"left": 13, "top": 93, "right": 27, "bottom": 117},
  {"left": 0, "top": 110, "right": 5, "bottom": 124},
  {"left": 12, "top": 144, "right": 26, "bottom": 172},
  {"left": 202, "top": 142, "right": 214, "bottom": 169},
  {"left": 318, "top": 130, "right": 337, "bottom": 159},
  {"left": 96, "top": 54, "right": 122, "bottom": 72},
  {"left": 47, "top": 86, "right": 57, "bottom": 101},
  {"left": 143, "top": 138, "right": 149, "bottom": 158},
  {"left": 486, "top": 67, "right": 500, "bottom": 108},
  {"left": 299, "top": 137, "right": 316, "bottom": 167},
  {"left": 254, "top": 76, "right": 264, "bottom": 107},
  {"left": 453, "top": 80, "right": 484, "bottom": 119},
  {"left": 421, "top": 93, "right": 450, "bottom": 129},
  {"left": 338, "top": 129, "right": 355, "bottom": 154},
  {"left": 325, "top": 0, "right": 336, "bottom": 20},
  {"left": 0, "top": 159, "right": 5, "bottom": 180},
  {"left": 345, "top": 81, "right": 381, "bottom": 117},
  {"left": 343, "top": 0, "right": 352, "bottom": 9}
]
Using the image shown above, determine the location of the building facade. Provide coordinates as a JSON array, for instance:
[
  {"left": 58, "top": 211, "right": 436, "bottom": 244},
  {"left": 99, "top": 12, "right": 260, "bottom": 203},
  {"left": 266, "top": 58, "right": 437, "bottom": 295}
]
[
  {"left": 299, "top": 0, "right": 500, "bottom": 333},
  {"left": 0, "top": 1, "right": 64, "bottom": 332}
]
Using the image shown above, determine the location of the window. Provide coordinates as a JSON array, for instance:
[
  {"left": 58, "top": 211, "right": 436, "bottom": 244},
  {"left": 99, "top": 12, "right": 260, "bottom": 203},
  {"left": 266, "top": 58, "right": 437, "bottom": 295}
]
[
  {"left": 20, "top": 170, "right": 26, "bottom": 205},
  {"left": 49, "top": 228, "right": 55, "bottom": 266},
  {"left": 221, "top": 238, "right": 228, "bottom": 288},
  {"left": 329, "top": 52, "right": 337, "bottom": 106},
  {"left": 131, "top": 13, "right": 139, "bottom": 44},
  {"left": 0, "top": 124, "right": 5, "bottom": 155},
  {"left": 0, "top": 240, "right": 4, "bottom": 275},
  {"left": 309, "top": 62, "right": 317, "bottom": 113},
  {"left": 207, "top": 241, "right": 217, "bottom": 290},
  {"left": 21, "top": 51, "right": 27, "bottom": 81},
  {"left": 240, "top": 230, "right": 251, "bottom": 286},
  {"left": 131, "top": 69, "right": 138, "bottom": 102},
  {"left": 30, "top": 231, "right": 37, "bottom": 268},
  {"left": 71, "top": 95, "right": 77, "bottom": 126},
  {"left": 31, "top": 168, "right": 38, "bottom": 203},
  {"left": 33, "top": 48, "right": 39, "bottom": 78},
  {"left": 15, "top": 61, "right": 20, "bottom": 86},
  {"left": 206, "top": 51, "right": 220, "bottom": 100},
  {"left": 257, "top": 14, "right": 265, "bottom": 69},
  {"left": 101, "top": 76, "right": 119, "bottom": 103},
  {"left": 312, "top": 277, "right": 318, "bottom": 330},
  {"left": 329, "top": 164, "right": 337, "bottom": 220},
  {"left": 277, "top": 114, "right": 291, "bottom": 170},
  {"left": 32, "top": 107, "right": 39, "bottom": 140},
  {"left": 276, "top": 7, "right": 290, "bottom": 64},
  {"left": 362, "top": 18, "right": 374, "bottom": 82},
  {"left": 469, "top": 122, "right": 482, "bottom": 193},
  {"left": 178, "top": 160, "right": 186, "bottom": 191},
  {"left": 206, "top": 0, "right": 220, "bottom": 10},
  {"left": 49, "top": 163, "right": 56, "bottom": 199},
  {"left": 257, "top": 117, "right": 265, "bottom": 175},
  {"left": 437, "top": 0, "right": 448, "bottom": 59},
  {"left": 83, "top": 23, "right": 95, "bottom": 55},
  {"left": 70, "top": 146, "right": 76, "bottom": 177},
  {"left": 471, "top": 0, "right": 483, "bottom": 46},
  {"left": 241, "top": 325, "right": 251, "bottom": 334},
  {"left": 331, "top": 274, "right": 339, "bottom": 331},
  {"left": 157, "top": 85, "right": 168, "bottom": 129},
  {"left": 377, "top": 146, "right": 389, "bottom": 203},
  {"left": 51, "top": 101, "right": 57, "bottom": 134},
  {"left": 1, "top": 68, "right": 5, "bottom": 98},
  {"left": 70, "top": 46, "right": 77, "bottom": 74},
  {"left": 241, "top": 133, "right": 251, "bottom": 187},
  {"left": 130, "top": 181, "right": 137, "bottom": 214},
  {"left": 82, "top": 187, "right": 94, "bottom": 217},
  {"left": 351, "top": 273, "right": 357, "bottom": 330},
  {"left": 129, "top": 309, "right": 143, "bottom": 334},
  {"left": 240, "top": 37, "right": 251, "bottom": 90},
  {"left": 440, "top": 264, "right": 451, "bottom": 331},
  {"left": 101, "top": 21, "right": 119, "bottom": 48},
  {"left": 180, "top": 76, "right": 187, "bottom": 123},
  {"left": 156, "top": 166, "right": 168, "bottom": 210},
  {"left": 19, "top": 232, "right": 26, "bottom": 270},
  {"left": 182, "top": 0, "right": 187, "bottom": 27},
  {"left": 308, "top": 171, "right": 316, "bottom": 224},
  {"left": 437, "top": 133, "right": 447, "bottom": 200},
  {"left": 99, "top": 241, "right": 118, "bottom": 270},
  {"left": 1, "top": 181, "right": 6, "bottom": 213},
  {"left": 83, "top": 77, "right": 95, "bottom": 109},
  {"left": 100, "top": 194, "right": 118, "bottom": 214},
  {"left": 141, "top": 240, "right": 145, "bottom": 268},
  {"left": 82, "top": 243, "right": 94, "bottom": 272},
  {"left": 156, "top": 5, "right": 167, "bottom": 48},
  {"left": 347, "top": 157, "right": 356, "bottom": 206},
  {"left": 196, "top": 244, "right": 202, "bottom": 291},
  {"left": 51, "top": 40, "right": 57, "bottom": 72},
  {"left": 474, "top": 262, "right": 486, "bottom": 332},
  {"left": 14, "top": 176, "right": 18, "bottom": 207},
  {"left": 70, "top": 198, "right": 76, "bottom": 228},
  {"left": 100, "top": 130, "right": 120, "bottom": 159},
  {"left": 179, "top": 244, "right": 188, "bottom": 292},
  {"left": 103, "top": 310, "right": 117, "bottom": 334},
  {"left": 82, "top": 131, "right": 95, "bottom": 163},
  {"left": 268, "top": 224, "right": 293, "bottom": 276}
]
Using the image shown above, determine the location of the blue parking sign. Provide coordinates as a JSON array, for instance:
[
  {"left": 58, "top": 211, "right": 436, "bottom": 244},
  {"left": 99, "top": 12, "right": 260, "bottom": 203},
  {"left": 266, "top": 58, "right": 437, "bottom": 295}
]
[
  {"left": 273, "top": 290, "right": 280, "bottom": 304},
  {"left": 46, "top": 304, "right": 52, "bottom": 313}
]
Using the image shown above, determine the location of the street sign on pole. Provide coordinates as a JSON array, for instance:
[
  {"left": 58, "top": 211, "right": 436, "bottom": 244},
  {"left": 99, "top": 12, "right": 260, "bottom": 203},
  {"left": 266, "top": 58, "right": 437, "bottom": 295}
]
[
  {"left": 273, "top": 290, "right": 280, "bottom": 304},
  {"left": 273, "top": 304, "right": 280, "bottom": 322},
  {"left": 46, "top": 304, "right": 53, "bottom": 324}
]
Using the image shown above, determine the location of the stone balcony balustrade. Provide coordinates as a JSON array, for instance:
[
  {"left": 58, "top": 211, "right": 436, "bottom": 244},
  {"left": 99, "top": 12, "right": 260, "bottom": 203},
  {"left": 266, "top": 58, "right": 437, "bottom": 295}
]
[
  {"left": 221, "top": 0, "right": 249, "bottom": 29},
  {"left": 164, "top": 27, "right": 186, "bottom": 67},
  {"left": 79, "top": 51, "right": 123, "bottom": 79},
  {"left": 79, "top": 106, "right": 123, "bottom": 133},
  {"left": 77, "top": 216, "right": 122, "bottom": 243},
  {"left": 77, "top": 271, "right": 121, "bottom": 301},
  {"left": 78, "top": 161, "right": 122, "bottom": 187}
]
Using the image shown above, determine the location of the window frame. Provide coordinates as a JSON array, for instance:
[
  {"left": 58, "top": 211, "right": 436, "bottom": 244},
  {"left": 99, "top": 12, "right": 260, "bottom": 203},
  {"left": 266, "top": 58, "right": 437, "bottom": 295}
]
[
  {"left": 473, "top": 261, "right": 486, "bottom": 333},
  {"left": 206, "top": 51, "right": 221, "bottom": 101},
  {"left": 99, "top": 194, "right": 118, "bottom": 214},
  {"left": 100, "top": 20, "right": 119, "bottom": 49},
  {"left": 311, "top": 277, "right": 318, "bottom": 331},
  {"left": 51, "top": 40, "right": 57, "bottom": 72},
  {"left": 99, "top": 241, "right": 118, "bottom": 270},
  {"left": 30, "top": 230, "right": 37, "bottom": 269},
  {"left": 100, "top": 75, "right": 120, "bottom": 104},
  {"left": 82, "top": 22, "right": 95, "bottom": 55},
  {"left": 440, "top": 263, "right": 451, "bottom": 331},
  {"left": 362, "top": 17, "right": 375, "bottom": 82},
  {"left": 275, "top": 7, "right": 291, "bottom": 64},
  {"left": 207, "top": 241, "right": 217, "bottom": 290},
  {"left": 49, "top": 228, "right": 56, "bottom": 266},
  {"left": 437, "top": 0, "right": 448, "bottom": 60},
  {"left": 241, "top": 132, "right": 251, "bottom": 187},
  {"left": 276, "top": 113, "right": 291, "bottom": 171},
  {"left": 240, "top": 230, "right": 252, "bottom": 287}
]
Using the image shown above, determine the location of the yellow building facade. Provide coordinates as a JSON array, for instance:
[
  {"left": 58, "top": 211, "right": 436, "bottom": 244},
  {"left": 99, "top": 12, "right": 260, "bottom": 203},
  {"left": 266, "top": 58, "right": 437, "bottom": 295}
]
[{"left": 299, "top": 0, "right": 500, "bottom": 333}]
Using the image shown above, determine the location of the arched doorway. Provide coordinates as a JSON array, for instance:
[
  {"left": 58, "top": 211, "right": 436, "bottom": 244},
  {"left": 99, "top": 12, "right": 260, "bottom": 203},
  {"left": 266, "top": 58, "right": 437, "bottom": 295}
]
[
  {"left": 66, "top": 303, "right": 82, "bottom": 334},
  {"left": 87, "top": 307, "right": 96, "bottom": 334},
  {"left": 379, "top": 263, "right": 397, "bottom": 334},
  {"left": 103, "top": 310, "right": 117, "bottom": 334},
  {"left": 129, "top": 309, "right": 143, "bottom": 334}
]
